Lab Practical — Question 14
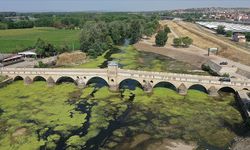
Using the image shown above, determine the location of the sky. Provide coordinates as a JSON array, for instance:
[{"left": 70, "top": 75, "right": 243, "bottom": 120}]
[{"left": 0, "top": 0, "right": 249, "bottom": 12}]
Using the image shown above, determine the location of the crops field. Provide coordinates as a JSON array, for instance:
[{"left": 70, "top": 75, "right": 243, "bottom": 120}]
[{"left": 0, "top": 27, "right": 80, "bottom": 53}]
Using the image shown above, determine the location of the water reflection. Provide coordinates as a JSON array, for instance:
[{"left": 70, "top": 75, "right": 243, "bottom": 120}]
[{"left": 119, "top": 79, "right": 143, "bottom": 90}]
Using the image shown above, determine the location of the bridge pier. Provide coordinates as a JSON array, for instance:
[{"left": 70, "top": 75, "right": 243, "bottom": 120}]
[
  {"left": 76, "top": 78, "right": 86, "bottom": 89},
  {"left": 24, "top": 77, "right": 32, "bottom": 85},
  {"left": 47, "top": 77, "right": 55, "bottom": 87},
  {"left": 109, "top": 85, "right": 119, "bottom": 92},
  {"left": 208, "top": 86, "right": 219, "bottom": 97},
  {"left": 178, "top": 83, "right": 187, "bottom": 95},
  {"left": 143, "top": 82, "right": 153, "bottom": 93}
]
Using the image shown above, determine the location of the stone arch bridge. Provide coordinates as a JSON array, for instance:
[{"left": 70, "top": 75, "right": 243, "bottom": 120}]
[{"left": 1, "top": 65, "right": 250, "bottom": 96}]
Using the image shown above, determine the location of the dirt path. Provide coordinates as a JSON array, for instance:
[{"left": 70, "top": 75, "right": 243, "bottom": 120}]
[
  {"left": 134, "top": 42, "right": 208, "bottom": 68},
  {"left": 178, "top": 21, "right": 250, "bottom": 55},
  {"left": 166, "top": 21, "right": 250, "bottom": 66},
  {"left": 6, "top": 56, "right": 56, "bottom": 68},
  {"left": 135, "top": 20, "right": 250, "bottom": 78}
]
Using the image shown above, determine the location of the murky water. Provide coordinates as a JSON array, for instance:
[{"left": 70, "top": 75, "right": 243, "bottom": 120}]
[{"left": 0, "top": 81, "right": 248, "bottom": 149}]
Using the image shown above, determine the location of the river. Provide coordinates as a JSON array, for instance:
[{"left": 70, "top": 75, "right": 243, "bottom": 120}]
[{"left": 0, "top": 81, "right": 247, "bottom": 149}]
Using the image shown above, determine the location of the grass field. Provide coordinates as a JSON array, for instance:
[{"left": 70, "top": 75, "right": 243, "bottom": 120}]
[{"left": 0, "top": 27, "right": 80, "bottom": 53}]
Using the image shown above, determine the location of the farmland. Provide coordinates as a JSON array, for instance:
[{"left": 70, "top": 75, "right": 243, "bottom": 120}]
[{"left": 0, "top": 27, "right": 80, "bottom": 53}]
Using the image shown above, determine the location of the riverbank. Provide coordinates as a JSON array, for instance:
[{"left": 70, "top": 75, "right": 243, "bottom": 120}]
[{"left": 65, "top": 45, "right": 208, "bottom": 75}]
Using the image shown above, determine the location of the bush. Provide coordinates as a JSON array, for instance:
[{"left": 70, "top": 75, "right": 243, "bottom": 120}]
[
  {"left": 173, "top": 38, "right": 182, "bottom": 47},
  {"left": 226, "top": 31, "right": 233, "bottom": 37},
  {"left": 173, "top": 36, "right": 193, "bottom": 47},
  {"left": 182, "top": 36, "right": 193, "bottom": 47},
  {"left": 222, "top": 73, "right": 230, "bottom": 77},
  {"left": 216, "top": 25, "right": 226, "bottom": 35},
  {"left": 35, "top": 61, "right": 48, "bottom": 68}
]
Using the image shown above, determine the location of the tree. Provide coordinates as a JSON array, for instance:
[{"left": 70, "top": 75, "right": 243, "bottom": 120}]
[
  {"left": 108, "top": 21, "right": 125, "bottom": 45},
  {"left": 216, "top": 25, "right": 226, "bottom": 35},
  {"left": 173, "top": 38, "right": 182, "bottom": 47},
  {"left": 155, "top": 30, "right": 168, "bottom": 46},
  {"left": 0, "top": 22, "right": 7, "bottom": 29},
  {"left": 130, "top": 19, "right": 144, "bottom": 44},
  {"left": 106, "top": 35, "right": 114, "bottom": 48},
  {"left": 79, "top": 28, "right": 91, "bottom": 52},
  {"left": 35, "top": 38, "right": 46, "bottom": 57},
  {"left": 226, "top": 31, "right": 233, "bottom": 37},
  {"left": 144, "top": 27, "right": 155, "bottom": 37},
  {"left": 245, "top": 32, "right": 250, "bottom": 41},
  {"left": 35, "top": 38, "right": 56, "bottom": 57},
  {"left": 164, "top": 25, "right": 171, "bottom": 34},
  {"left": 181, "top": 36, "right": 193, "bottom": 47}
]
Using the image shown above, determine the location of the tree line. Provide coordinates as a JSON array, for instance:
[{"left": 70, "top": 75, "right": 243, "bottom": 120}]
[
  {"left": 216, "top": 25, "right": 250, "bottom": 41},
  {"left": 0, "top": 12, "right": 159, "bottom": 31},
  {"left": 21, "top": 13, "right": 160, "bottom": 58},
  {"left": 79, "top": 16, "right": 159, "bottom": 58}
]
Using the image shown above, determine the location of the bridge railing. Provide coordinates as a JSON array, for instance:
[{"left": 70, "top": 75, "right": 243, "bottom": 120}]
[
  {"left": 118, "top": 69, "right": 250, "bottom": 87},
  {"left": 0, "top": 67, "right": 108, "bottom": 76},
  {"left": 1, "top": 67, "right": 250, "bottom": 87}
]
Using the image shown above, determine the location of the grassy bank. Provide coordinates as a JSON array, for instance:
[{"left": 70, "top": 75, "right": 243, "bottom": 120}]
[
  {"left": 0, "top": 81, "right": 245, "bottom": 149},
  {"left": 112, "top": 46, "right": 208, "bottom": 75},
  {"left": 70, "top": 45, "right": 208, "bottom": 75},
  {"left": 0, "top": 76, "right": 7, "bottom": 82},
  {"left": 0, "top": 27, "right": 80, "bottom": 53}
]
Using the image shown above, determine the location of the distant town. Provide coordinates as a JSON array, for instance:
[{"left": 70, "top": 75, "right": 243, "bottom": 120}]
[{"left": 166, "top": 7, "right": 250, "bottom": 23}]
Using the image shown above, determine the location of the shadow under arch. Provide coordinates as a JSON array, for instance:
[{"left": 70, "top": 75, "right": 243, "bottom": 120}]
[
  {"left": 119, "top": 78, "right": 143, "bottom": 90},
  {"left": 13, "top": 76, "right": 24, "bottom": 81},
  {"left": 56, "top": 76, "right": 76, "bottom": 85},
  {"left": 33, "top": 76, "right": 46, "bottom": 82},
  {"left": 243, "top": 88, "right": 249, "bottom": 91},
  {"left": 218, "top": 87, "right": 236, "bottom": 95},
  {"left": 188, "top": 84, "right": 208, "bottom": 94},
  {"left": 86, "top": 77, "right": 109, "bottom": 88},
  {"left": 153, "top": 81, "right": 177, "bottom": 91}
]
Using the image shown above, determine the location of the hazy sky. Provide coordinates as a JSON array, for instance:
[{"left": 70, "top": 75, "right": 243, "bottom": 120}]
[{"left": 0, "top": 0, "right": 249, "bottom": 12}]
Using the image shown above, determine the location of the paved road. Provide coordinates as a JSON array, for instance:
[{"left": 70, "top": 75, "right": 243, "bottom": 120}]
[{"left": 6, "top": 56, "right": 57, "bottom": 68}]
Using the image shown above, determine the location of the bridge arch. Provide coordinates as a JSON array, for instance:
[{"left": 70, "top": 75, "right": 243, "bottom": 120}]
[
  {"left": 218, "top": 86, "right": 236, "bottom": 94},
  {"left": 56, "top": 76, "right": 76, "bottom": 85},
  {"left": 119, "top": 78, "right": 143, "bottom": 90},
  {"left": 86, "top": 76, "right": 109, "bottom": 88},
  {"left": 33, "top": 76, "right": 46, "bottom": 82},
  {"left": 188, "top": 84, "right": 208, "bottom": 94},
  {"left": 153, "top": 81, "right": 177, "bottom": 91},
  {"left": 13, "top": 76, "right": 24, "bottom": 81}
]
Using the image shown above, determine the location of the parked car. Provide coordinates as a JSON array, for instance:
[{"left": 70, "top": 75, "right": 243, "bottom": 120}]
[
  {"left": 219, "top": 77, "right": 231, "bottom": 82},
  {"left": 220, "top": 61, "right": 228, "bottom": 65}
]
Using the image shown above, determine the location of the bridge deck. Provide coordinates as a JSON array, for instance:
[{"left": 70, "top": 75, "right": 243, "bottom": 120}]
[{"left": 1, "top": 67, "right": 250, "bottom": 89}]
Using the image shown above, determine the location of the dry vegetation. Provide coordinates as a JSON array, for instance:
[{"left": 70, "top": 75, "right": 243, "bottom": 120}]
[
  {"left": 56, "top": 51, "right": 87, "bottom": 66},
  {"left": 166, "top": 20, "right": 250, "bottom": 66}
]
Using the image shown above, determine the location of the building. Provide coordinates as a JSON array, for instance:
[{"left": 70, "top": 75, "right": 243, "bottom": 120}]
[{"left": 232, "top": 33, "right": 247, "bottom": 43}]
